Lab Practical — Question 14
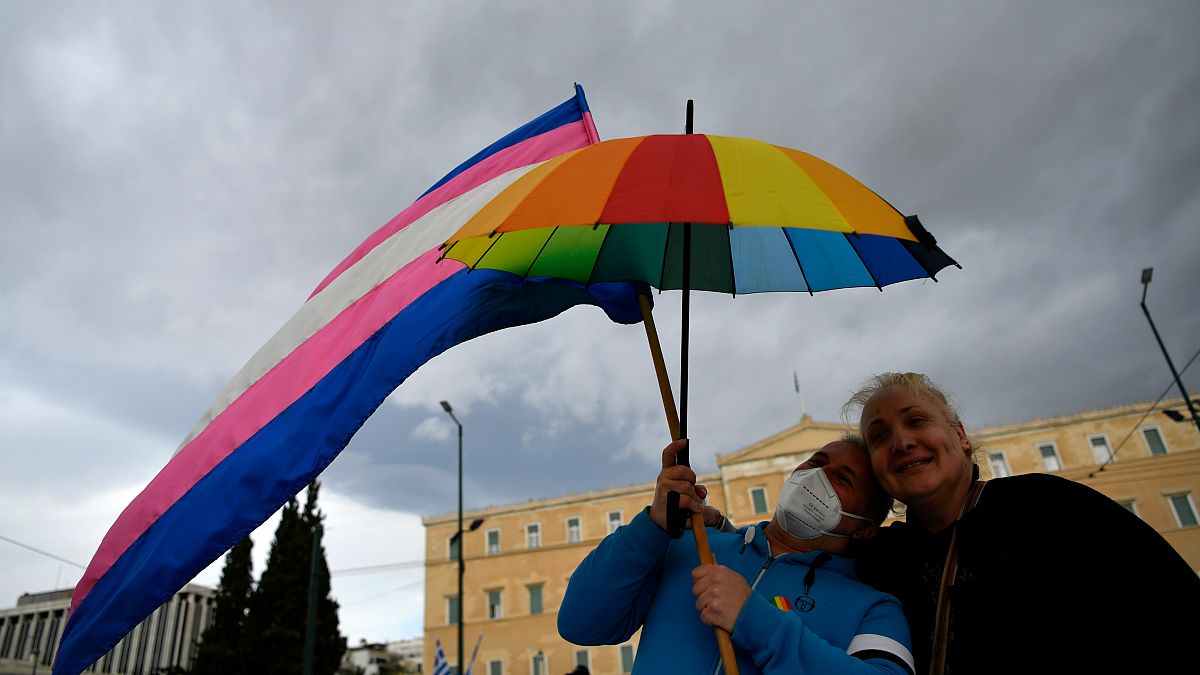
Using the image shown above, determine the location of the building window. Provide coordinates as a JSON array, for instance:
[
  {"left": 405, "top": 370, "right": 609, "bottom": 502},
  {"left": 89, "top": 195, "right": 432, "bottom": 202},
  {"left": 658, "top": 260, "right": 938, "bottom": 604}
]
[
  {"left": 1142, "top": 426, "right": 1168, "bottom": 456},
  {"left": 446, "top": 595, "right": 460, "bottom": 625},
  {"left": 15, "top": 619, "right": 30, "bottom": 659},
  {"left": 487, "top": 589, "right": 503, "bottom": 620},
  {"left": 987, "top": 451, "right": 1011, "bottom": 478},
  {"left": 448, "top": 535, "right": 461, "bottom": 562},
  {"left": 528, "top": 583, "right": 544, "bottom": 615},
  {"left": 488, "top": 660, "right": 503, "bottom": 675},
  {"left": 531, "top": 652, "right": 546, "bottom": 675},
  {"left": 1089, "top": 434, "right": 1113, "bottom": 464},
  {"left": 575, "top": 649, "right": 590, "bottom": 669},
  {"left": 1169, "top": 493, "right": 1198, "bottom": 528},
  {"left": 608, "top": 511, "right": 623, "bottom": 534},
  {"left": 1038, "top": 443, "right": 1062, "bottom": 471},
  {"left": 0, "top": 619, "right": 13, "bottom": 658},
  {"left": 620, "top": 644, "right": 635, "bottom": 673},
  {"left": 486, "top": 529, "right": 501, "bottom": 556},
  {"left": 1118, "top": 499, "right": 1138, "bottom": 516},
  {"left": 566, "top": 516, "right": 582, "bottom": 543},
  {"left": 749, "top": 486, "right": 768, "bottom": 514},
  {"left": 526, "top": 523, "right": 541, "bottom": 549}
]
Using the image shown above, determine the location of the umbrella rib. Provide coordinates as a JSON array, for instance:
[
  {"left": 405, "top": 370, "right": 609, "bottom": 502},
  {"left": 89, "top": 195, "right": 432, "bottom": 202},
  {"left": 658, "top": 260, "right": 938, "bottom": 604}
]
[
  {"left": 658, "top": 223, "right": 674, "bottom": 290},
  {"left": 726, "top": 223, "right": 737, "bottom": 297},
  {"left": 585, "top": 222, "right": 607, "bottom": 286},
  {"left": 468, "top": 231, "right": 506, "bottom": 272},
  {"left": 521, "top": 226, "right": 559, "bottom": 278},
  {"left": 783, "top": 228, "right": 815, "bottom": 297},
  {"left": 903, "top": 238, "right": 940, "bottom": 282},
  {"left": 845, "top": 233, "right": 884, "bottom": 291}
]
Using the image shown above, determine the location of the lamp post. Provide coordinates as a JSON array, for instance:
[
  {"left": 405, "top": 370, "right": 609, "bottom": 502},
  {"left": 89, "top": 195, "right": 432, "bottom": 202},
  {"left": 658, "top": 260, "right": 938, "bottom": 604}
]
[
  {"left": 440, "top": 400, "right": 465, "bottom": 675},
  {"left": 1140, "top": 268, "right": 1200, "bottom": 434},
  {"left": 448, "top": 517, "right": 485, "bottom": 674}
]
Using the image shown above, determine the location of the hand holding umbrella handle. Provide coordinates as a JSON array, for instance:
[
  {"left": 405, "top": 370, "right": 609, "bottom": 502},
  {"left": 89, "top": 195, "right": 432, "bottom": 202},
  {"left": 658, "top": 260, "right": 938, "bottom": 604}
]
[
  {"left": 666, "top": 491, "right": 689, "bottom": 537},
  {"left": 638, "top": 293, "right": 741, "bottom": 675}
]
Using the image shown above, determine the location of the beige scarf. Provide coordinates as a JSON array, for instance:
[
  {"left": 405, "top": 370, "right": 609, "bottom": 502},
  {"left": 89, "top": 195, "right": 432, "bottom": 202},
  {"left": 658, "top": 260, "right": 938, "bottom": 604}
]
[{"left": 928, "top": 480, "right": 988, "bottom": 675}]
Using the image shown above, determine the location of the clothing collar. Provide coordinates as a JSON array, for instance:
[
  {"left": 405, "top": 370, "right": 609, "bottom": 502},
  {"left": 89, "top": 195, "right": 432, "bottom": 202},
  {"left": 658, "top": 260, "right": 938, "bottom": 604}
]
[{"left": 741, "top": 521, "right": 858, "bottom": 578}]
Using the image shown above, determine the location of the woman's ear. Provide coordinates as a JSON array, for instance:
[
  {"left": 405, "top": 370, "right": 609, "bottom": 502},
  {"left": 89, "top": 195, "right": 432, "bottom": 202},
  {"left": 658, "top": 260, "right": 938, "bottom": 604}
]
[
  {"left": 954, "top": 421, "right": 971, "bottom": 455},
  {"left": 852, "top": 520, "right": 879, "bottom": 541}
]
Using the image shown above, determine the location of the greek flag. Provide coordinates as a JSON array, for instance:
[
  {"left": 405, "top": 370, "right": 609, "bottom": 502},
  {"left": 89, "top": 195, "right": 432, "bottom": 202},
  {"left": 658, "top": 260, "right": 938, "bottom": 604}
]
[{"left": 433, "top": 639, "right": 451, "bottom": 675}]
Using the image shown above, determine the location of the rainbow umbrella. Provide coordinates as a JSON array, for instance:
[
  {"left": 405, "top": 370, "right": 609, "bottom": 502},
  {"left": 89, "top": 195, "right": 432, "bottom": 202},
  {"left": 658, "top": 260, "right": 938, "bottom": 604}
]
[
  {"left": 440, "top": 106, "right": 958, "bottom": 675},
  {"left": 440, "top": 137, "right": 954, "bottom": 295}
]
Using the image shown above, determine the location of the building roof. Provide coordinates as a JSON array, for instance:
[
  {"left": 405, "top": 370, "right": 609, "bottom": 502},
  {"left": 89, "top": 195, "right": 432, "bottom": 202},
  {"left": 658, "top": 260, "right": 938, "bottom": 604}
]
[
  {"left": 716, "top": 414, "right": 848, "bottom": 466},
  {"left": 972, "top": 396, "right": 1193, "bottom": 439}
]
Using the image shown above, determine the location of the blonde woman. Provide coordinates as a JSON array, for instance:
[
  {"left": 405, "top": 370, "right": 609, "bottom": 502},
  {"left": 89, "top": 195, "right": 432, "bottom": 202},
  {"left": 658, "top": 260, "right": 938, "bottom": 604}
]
[{"left": 848, "top": 372, "right": 1199, "bottom": 674}]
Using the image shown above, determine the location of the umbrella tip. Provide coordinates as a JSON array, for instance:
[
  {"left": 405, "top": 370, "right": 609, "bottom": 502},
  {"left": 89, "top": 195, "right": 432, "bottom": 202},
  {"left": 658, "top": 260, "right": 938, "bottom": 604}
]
[{"left": 686, "top": 100, "right": 694, "bottom": 134}]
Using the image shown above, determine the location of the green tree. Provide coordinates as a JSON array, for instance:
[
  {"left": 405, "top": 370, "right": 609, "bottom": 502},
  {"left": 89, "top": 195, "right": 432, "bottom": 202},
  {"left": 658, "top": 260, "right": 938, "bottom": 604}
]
[
  {"left": 191, "top": 536, "right": 253, "bottom": 675},
  {"left": 245, "top": 483, "right": 345, "bottom": 675},
  {"left": 302, "top": 481, "right": 347, "bottom": 675}
]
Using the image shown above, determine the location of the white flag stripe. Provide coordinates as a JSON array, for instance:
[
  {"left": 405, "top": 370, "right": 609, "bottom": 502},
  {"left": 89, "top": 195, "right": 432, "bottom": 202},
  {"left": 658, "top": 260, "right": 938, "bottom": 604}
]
[{"left": 174, "top": 162, "right": 540, "bottom": 452}]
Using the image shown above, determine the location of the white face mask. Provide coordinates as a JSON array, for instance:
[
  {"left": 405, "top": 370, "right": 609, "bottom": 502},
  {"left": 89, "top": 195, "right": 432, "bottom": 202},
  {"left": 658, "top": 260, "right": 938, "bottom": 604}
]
[{"left": 775, "top": 468, "right": 873, "bottom": 539}]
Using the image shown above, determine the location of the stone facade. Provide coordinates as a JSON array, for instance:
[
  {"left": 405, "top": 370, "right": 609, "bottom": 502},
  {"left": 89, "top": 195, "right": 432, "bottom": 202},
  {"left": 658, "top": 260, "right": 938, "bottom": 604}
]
[
  {"left": 0, "top": 584, "right": 214, "bottom": 675},
  {"left": 422, "top": 398, "right": 1200, "bottom": 675}
]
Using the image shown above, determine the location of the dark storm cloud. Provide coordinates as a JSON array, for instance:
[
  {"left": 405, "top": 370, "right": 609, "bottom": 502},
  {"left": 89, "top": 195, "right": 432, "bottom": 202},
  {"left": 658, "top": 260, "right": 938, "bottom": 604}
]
[{"left": 2, "top": 0, "right": 1198, "bottom": 642}]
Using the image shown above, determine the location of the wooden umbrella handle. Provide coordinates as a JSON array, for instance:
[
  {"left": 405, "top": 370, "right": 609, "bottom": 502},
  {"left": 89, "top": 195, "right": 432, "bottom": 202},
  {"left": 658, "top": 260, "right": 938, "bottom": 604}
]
[{"left": 638, "top": 294, "right": 740, "bottom": 675}]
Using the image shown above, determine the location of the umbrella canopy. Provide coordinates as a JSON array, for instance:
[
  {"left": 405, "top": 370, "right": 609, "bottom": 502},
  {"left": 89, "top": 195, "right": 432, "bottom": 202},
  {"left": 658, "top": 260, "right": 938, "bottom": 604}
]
[{"left": 440, "top": 133, "right": 958, "bottom": 292}]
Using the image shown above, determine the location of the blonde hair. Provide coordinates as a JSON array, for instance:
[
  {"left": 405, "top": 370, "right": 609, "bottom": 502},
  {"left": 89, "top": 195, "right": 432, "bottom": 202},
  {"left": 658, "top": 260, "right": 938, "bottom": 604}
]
[
  {"left": 842, "top": 372, "right": 982, "bottom": 464},
  {"left": 842, "top": 372, "right": 960, "bottom": 424}
]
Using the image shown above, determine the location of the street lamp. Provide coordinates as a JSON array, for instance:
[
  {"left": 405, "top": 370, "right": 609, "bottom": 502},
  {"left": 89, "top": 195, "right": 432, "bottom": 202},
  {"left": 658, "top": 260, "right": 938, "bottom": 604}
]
[
  {"left": 440, "top": 400, "right": 465, "bottom": 675},
  {"left": 446, "top": 517, "right": 484, "bottom": 675},
  {"left": 1140, "top": 268, "right": 1200, "bottom": 433}
]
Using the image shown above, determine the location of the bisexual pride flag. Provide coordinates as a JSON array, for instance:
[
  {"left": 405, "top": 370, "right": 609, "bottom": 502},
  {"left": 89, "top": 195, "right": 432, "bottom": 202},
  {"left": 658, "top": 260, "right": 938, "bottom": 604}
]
[{"left": 55, "top": 85, "right": 643, "bottom": 674}]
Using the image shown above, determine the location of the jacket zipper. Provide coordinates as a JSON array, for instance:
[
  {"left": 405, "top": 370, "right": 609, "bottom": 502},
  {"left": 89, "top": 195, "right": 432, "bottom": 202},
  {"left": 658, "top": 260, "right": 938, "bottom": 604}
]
[{"left": 712, "top": 536, "right": 777, "bottom": 675}]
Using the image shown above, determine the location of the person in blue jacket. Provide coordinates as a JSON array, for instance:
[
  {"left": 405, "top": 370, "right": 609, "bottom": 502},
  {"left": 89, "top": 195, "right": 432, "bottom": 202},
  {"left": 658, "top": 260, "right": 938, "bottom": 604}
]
[{"left": 558, "top": 437, "right": 914, "bottom": 675}]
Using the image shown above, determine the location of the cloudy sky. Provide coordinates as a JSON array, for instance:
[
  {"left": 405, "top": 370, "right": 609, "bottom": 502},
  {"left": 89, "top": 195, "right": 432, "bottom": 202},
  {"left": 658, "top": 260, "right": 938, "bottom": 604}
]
[{"left": 3, "top": 1, "right": 1198, "bottom": 645}]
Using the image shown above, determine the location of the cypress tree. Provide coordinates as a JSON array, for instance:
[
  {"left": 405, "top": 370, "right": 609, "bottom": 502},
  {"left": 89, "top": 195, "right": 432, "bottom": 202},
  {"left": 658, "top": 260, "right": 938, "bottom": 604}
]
[
  {"left": 245, "top": 484, "right": 345, "bottom": 675},
  {"left": 191, "top": 536, "right": 254, "bottom": 675},
  {"left": 302, "top": 481, "right": 347, "bottom": 675}
]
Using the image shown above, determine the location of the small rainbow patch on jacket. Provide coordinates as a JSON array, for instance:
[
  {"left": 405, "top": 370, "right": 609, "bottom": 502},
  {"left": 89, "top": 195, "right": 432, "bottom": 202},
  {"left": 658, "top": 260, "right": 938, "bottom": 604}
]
[{"left": 772, "top": 596, "right": 791, "bottom": 611}]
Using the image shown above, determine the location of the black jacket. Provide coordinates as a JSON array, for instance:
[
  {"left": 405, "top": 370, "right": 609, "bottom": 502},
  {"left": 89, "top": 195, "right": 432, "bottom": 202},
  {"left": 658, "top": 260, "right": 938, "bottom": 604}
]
[{"left": 856, "top": 473, "right": 1200, "bottom": 674}]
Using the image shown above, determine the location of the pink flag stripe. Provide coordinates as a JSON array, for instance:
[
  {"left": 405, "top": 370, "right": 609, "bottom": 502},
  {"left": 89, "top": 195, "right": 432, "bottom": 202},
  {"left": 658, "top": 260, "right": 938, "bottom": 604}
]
[
  {"left": 175, "top": 163, "right": 539, "bottom": 453},
  {"left": 310, "top": 118, "right": 598, "bottom": 298}
]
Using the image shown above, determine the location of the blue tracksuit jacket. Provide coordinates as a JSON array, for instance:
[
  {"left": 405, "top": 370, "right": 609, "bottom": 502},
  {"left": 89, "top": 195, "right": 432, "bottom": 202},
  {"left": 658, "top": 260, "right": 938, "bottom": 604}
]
[{"left": 558, "top": 509, "right": 914, "bottom": 675}]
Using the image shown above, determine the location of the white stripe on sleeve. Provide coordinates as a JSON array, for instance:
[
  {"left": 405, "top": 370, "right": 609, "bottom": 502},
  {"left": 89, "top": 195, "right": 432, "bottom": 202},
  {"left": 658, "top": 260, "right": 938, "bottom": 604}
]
[{"left": 847, "top": 633, "right": 915, "bottom": 674}]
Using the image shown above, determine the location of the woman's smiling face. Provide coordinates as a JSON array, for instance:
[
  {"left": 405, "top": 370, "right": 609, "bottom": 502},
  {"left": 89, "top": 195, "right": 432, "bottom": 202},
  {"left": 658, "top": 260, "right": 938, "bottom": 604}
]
[{"left": 860, "top": 385, "right": 974, "bottom": 509}]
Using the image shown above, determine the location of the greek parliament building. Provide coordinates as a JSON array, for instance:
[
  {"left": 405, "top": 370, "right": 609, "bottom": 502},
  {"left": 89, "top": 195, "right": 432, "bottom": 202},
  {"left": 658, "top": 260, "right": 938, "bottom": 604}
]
[
  {"left": 422, "top": 397, "right": 1200, "bottom": 675},
  {"left": 0, "top": 584, "right": 213, "bottom": 675}
]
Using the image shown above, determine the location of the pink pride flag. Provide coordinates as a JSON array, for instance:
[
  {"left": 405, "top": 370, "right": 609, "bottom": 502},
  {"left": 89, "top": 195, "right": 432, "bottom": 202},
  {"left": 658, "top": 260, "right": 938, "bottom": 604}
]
[{"left": 54, "top": 85, "right": 644, "bottom": 674}]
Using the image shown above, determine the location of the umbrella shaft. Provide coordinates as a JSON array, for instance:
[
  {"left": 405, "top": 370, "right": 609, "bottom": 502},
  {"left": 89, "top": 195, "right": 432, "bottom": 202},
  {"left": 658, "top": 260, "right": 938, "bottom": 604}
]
[{"left": 679, "top": 221, "right": 691, "bottom": 463}]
